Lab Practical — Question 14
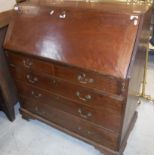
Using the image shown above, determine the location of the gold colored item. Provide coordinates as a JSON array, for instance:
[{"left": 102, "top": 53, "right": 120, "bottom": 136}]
[{"left": 138, "top": 44, "right": 154, "bottom": 102}]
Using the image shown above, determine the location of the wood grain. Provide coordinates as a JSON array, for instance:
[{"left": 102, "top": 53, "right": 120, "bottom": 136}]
[
  {"left": 4, "top": 2, "right": 152, "bottom": 155},
  {"left": 6, "top": 51, "right": 123, "bottom": 95},
  {"left": 4, "top": 4, "right": 139, "bottom": 78},
  {"left": 0, "top": 26, "right": 17, "bottom": 121},
  {"left": 0, "top": 10, "right": 12, "bottom": 28}
]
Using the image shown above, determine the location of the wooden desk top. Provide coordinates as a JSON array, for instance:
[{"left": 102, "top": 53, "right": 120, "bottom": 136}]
[{"left": 4, "top": 3, "right": 148, "bottom": 79}]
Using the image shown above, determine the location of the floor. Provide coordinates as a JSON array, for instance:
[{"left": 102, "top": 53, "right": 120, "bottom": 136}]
[{"left": 0, "top": 56, "right": 154, "bottom": 155}]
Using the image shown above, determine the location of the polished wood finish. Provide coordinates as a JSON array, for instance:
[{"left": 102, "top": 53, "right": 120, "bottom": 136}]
[
  {"left": 0, "top": 10, "right": 17, "bottom": 121},
  {"left": 7, "top": 52, "right": 123, "bottom": 94},
  {"left": 0, "top": 26, "right": 17, "bottom": 121},
  {"left": 9, "top": 66, "right": 123, "bottom": 109},
  {"left": 4, "top": 4, "right": 139, "bottom": 79},
  {"left": 0, "top": 89, "right": 5, "bottom": 110},
  {"left": 0, "top": 10, "right": 13, "bottom": 28},
  {"left": 120, "top": 5, "right": 152, "bottom": 144},
  {"left": 15, "top": 81, "right": 122, "bottom": 132},
  {"left": 21, "top": 96, "right": 119, "bottom": 150},
  {"left": 4, "top": 2, "right": 152, "bottom": 154}
]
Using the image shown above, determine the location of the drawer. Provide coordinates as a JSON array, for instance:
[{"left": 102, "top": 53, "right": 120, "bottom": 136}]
[
  {"left": 10, "top": 67, "right": 123, "bottom": 112},
  {"left": 54, "top": 64, "right": 123, "bottom": 95},
  {"left": 20, "top": 96, "right": 119, "bottom": 150},
  {"left": 6, "top": 51, "right": 123, "bottom": 95},
  {"left": 17, "top": 82, "right": 122, "bottom": 132},
  {"left": 6, "top": 51, "right": 54, "bottom": 75}
]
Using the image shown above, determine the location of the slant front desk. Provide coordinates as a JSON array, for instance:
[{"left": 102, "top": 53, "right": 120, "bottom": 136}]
[{"left": 4, "top": 2, "right": 152, "bottom": 155}]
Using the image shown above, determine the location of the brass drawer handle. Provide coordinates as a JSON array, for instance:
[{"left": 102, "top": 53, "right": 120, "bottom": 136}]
[
  {"left": 31, "top": 91, "right": 42, "bottom": 98},
  {"left": 9, "top": 63, "right": 15, "bottom": 68},
  {"left": 41, "top": 110, "right": 46, "bottom": 115},
  {"left": 34, "top": 106, "right": 39, "bottom": 112},
  {"left": 23, "top": 59, "right": 32, "bottom": 68},
  {"left": 77, "top": 73, "right": 94, "bottom": 84},
  {"left": 78, "top": 108, "right": 92, "bottom": 119},
  {"left": 76, "top": 91, "right": 91, "bottom": 102},
  {"left": 77, "top": 127, "right": 92, "bottom": 135},
  {"left": 26, "top": 74, "right": 38, "bottom": 84},
  {"left": 50, "top": 79, "right": 57, "bottom": 86},
  {"left": 59, "top": 11, "right": 66, "bottom": 19}
]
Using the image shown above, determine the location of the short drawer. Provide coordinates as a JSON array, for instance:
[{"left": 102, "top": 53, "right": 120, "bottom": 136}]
[
  {"left": 6, "top": 51, "right": 123, "bottom": 95},
  {"left": 20, "top": 97, "right": 119, "bottom": 151},
  {"left": 16, "top": 82, "right": 122, "bottom": 132},
  {"left": 6, "top": 51, "right": 54, "bottom": 75},
  {"left": 10, "top": 67, "right": 123, "bottom": 113}
]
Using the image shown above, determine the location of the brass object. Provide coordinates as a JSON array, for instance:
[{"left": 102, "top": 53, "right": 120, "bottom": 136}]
[
  {"left": 34, "top": 106, "right": 39, "bottom": 112},
  {"left": 138, "top": 44, "right": 154, "bottom": 102},
  {"left": 16, "top": 0, "right": 26, "bottom": 3},
  {"left": 78, "top": 108, "right": 92, "bottom": 119},
  {"left": 76, "top": 91, "right": 92, "bottom": 102},
  {"left": 31, "top": 91, "right": 42, "bottom": 98},
  {"left": 23, "top": 59, "right": 33, "bottom": 68},
  {"left": 78, "top": 127, "right": 81, "bottom": 130},
  {"left": 77, "top": 73, "right": 94, "bottom": 84},
  {"left": 26, "top": 74, "right": 38, "bottom": 84},
  {"left": 121, "top": 81, "right": 126, "bottom": 93},
  {"left": 127, "top": 0, "right": 153, "bottom": 4},
  {"left": 9, "top": 63, "right": 16, "bottom": 68}
]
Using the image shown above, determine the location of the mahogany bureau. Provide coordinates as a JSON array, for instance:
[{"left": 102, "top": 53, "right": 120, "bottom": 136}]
[{"left": 4, "top": 2, "right": 152, "bottom": 155}]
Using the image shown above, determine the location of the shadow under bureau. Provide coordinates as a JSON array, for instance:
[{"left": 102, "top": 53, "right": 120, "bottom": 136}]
[{"left": 4, "top": 2, "right": 152, "bottom": 155}]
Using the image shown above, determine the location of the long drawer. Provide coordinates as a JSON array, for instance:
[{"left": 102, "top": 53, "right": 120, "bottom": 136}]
[
  {"left": 16, "top": 81, "right": 122, "bottom": 132},
  {"left": 10, "top": 67, "right": 123, "bottom": 111},
  {"left": 20, "top": 96, "right": 119, "bottom": 151},
  {"left": 6, "top": 52, "right": 123, "bottom": 95}
]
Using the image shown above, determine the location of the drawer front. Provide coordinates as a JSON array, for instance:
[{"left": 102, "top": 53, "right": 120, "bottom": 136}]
[
  {"left": 17, "top": 82, "right": 122, "bottom": 132},
  {"left": 10, "top": 67, "right": 123, "bottom": 112},
  {"left": 6, "top": 51, "right": 54, "bottom": 75},
  {"left": 6, "top": 52, "right": 123, "bottom": 95},
  {"left": 54, "top": 65, "right": 122, "bottom": 95},
  {"left": 20, "top": 96, "right": 119, "bottom": 150}
]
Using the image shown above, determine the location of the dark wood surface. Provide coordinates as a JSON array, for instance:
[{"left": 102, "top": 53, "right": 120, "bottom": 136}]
[
  {"left": 4, "top": 3, "right": 139, "bottom": 78},
  {"left": 0, "top": 10, "right": 13, "bottom": 28},
  {"left": 0, "top": 26, "right": 17, "bottom": 121},
  {"left": 0, "top": 89, "right": 5, "bottom": 110},
  {"left": 20, "top": 96, "right": 119, "bottom": 150},
  {"left": 4, "top": 2, "right": 152, "bottom": 155},
  {"left": 6, "top": 51, "right": 124, "bottom": 94},
  {"left": 120, "top": 6, "right": 152, "bottom": 144},
  {"left": 15, "top": 81, "right": 122, "bottom": 132}
]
